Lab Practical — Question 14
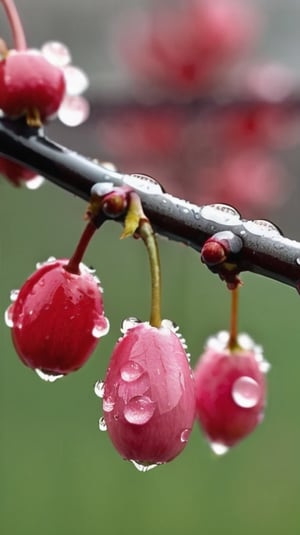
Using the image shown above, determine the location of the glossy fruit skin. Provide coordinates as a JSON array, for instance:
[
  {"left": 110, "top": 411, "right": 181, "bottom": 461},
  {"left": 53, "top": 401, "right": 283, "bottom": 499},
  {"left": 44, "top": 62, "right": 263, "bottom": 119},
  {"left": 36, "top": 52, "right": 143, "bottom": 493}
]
[
  {"left": 194, "top": 341, "right": 266, "bottom": 448},
  {"left": 0, "top": 50, "right": 66, "bottom": 120},
  {"left": 0, "top": 157, "right": 36, "bottom": 186},
  {"left": 9, "top": 259, "right": 109, "bottom": 375},
  {"left": 103, "top": 321, "right": 195, "bottom": 465}
]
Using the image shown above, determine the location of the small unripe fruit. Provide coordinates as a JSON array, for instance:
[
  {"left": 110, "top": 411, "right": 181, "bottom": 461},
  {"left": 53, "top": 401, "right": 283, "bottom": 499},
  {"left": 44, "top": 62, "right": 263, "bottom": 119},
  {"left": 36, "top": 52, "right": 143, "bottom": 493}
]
[{"left": 194, "top": 331, "right": 269, "bottom": 454}]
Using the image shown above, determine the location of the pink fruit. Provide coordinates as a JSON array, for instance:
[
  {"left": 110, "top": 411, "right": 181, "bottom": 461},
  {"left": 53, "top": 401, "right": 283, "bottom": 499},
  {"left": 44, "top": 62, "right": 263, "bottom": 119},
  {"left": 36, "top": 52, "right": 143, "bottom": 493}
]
[
  {"left": 101, "top": 319, "right": 195, "bottom": 470},
  {"left": 194, "top": 331, "right": 269, "bottom": 453}
]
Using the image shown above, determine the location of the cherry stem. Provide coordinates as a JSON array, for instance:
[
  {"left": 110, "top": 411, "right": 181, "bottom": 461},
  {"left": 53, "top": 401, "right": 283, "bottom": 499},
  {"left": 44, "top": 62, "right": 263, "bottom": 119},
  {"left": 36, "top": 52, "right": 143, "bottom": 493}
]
[
  {"left": 65, "top": 220, "right": 97, "bottom": 274},
  {"left": 227, "top": 286, "right": 240, "bottom": 351},
  {"left": 139, "top": 220, "right": 162, "bottom": 328},
  {"left": 123, "top": 192, "right": 162, "bottom": 328},
  {"left": 1, "top": 0, "right": 27, "bottom": 50}
]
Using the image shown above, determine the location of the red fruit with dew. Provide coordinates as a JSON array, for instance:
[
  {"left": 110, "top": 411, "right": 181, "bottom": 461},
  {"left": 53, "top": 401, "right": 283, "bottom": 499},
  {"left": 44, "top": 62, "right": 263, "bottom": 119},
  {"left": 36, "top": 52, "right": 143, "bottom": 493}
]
[
  {"left": 194, "top": 331, "right": 269, "bottom": 453},
  {"left": 0, "top": 156, "right": 36, "bottom": 186},
  {"left": 102, "top": 319, "right": 195, "bottom": 470},
  {"left": 0, "top": 50, "right": 66, "bottom": 121},
  {"left": 6, "top": 258, "right": 109, "bottom": 380}
]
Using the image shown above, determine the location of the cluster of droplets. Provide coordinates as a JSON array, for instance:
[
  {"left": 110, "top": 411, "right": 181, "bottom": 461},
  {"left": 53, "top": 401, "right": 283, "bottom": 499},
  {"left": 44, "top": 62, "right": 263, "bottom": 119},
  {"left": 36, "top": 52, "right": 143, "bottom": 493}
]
[
  {"left": 5, "top": 257, "right": 109, "bottom": 381},
  {"left": 41, "top": 41, "right": 90, "bottom": 127},
  {"left": 95, "top": 317, "right": 195, "bottom": 472},
  {"left": 94, "top": 319, "right": 270, "bottom": 470}
]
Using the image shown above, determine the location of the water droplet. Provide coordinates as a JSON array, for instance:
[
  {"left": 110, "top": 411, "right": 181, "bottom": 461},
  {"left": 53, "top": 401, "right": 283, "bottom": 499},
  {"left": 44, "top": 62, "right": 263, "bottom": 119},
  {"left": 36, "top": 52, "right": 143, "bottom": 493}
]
[
  {"left": 99, "top": 162, "right": 117, "bottom": 172},
  {"left": 123, "top": 174, "right": 164, "bottom": 194},
  {"left": 296, "top": 257, "right": 300, "bottom": 266},
  {"left": 130, "top": 460, "right": 161, "bottom": 472},
  {"left": 10, "top": 289, "right": 19, "bottom": 302},
  {"left": 124, "top": 396, "right": 156, "bottom": 425},
  {"left": 25, "top": 175, "right": 45, "bottom": 190},
  {"left": 121, "top": 361, "right": 144, "bottom": 382},
  {"left": 98, "top": 416, "right": 107, "bottom": 431},
  {"left": 258, "top": 360, "right": 271, "bottom": 374},
  {"left": 36, "top": 256, "right": 56, "bottom": 269},
  {"left": 201, "top": 204, "right": 241, "bottom": 225},
  {"left": 121, "top": 317, "right": 142, "bottom": 334},
  {"left": 4, "top": 305, "right": 14, "bottom": 327},
  {"left": 58, "top": 95, "right": 90, "bottom": 127},
  {"left": 90, "top": 182, "right": 114, "bottom": 197},
  {"left": 103, "top": 396, "right": 115, "bottom": 412},
  {"left": 206, "top": 330, "right": 230, "bottom": 351},
  {"left": 180, "top": 428, "right": 191, "bottom": 443},
  {"left": 92, "top": 316, "right": 110, "bottom": 338},
  {"left": 63, "top": 65, "right": 89, "bottom": 96},
  {"left": 243, "top": 220, "right": 282, "bottom": 237},
  {"left": 94, "top": 380, "right": 105, "bottom": 398},
  {"left": 161, "top": 319, "right": 179, "bottom": 332},
  {"left": 232, "top": 376, "right": 260, "bottom": 408},
  {"left": 41, "top": 41, "right": 71, "bottom": 67},
  {"left": 35, "top": 369, "right": 64, "bottom": 382},
  {"left": 210, "top": 442, "right": 229, "bottom": 456}
]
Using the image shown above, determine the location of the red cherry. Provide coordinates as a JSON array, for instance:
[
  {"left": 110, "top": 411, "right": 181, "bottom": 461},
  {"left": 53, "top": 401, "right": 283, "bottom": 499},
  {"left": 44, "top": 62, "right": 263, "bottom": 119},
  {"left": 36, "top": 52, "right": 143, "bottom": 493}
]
[
  {"left": 101, "top": 319, "right": 195, "bottom": 470},
  {"left": 6, "top": 258, "right": 109, "bottom": 380},
  {"left": 0, "top": 156, "right": 36, "bottom": 186},
  {"left": 0, "top": 50, "right": 66, "bottom": 122},
  {"left": 194, "top": 331, "right": 269, "bottom": 454},
  {"left": 119, "top": 0, "right": 258, "bottom": 93}
]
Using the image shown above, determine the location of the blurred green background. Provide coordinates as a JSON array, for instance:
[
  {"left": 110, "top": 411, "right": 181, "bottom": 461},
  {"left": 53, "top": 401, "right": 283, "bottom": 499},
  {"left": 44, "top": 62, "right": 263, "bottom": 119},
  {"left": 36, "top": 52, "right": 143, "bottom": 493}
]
[{"left": 1, "top": 178, "right": 300, "bottom": 535}]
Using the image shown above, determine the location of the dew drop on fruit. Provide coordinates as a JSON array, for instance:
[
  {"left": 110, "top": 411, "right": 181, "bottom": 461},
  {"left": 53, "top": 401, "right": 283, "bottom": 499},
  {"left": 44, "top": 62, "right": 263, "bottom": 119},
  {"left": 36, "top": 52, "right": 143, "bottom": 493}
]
[
  {"left": 25, "top": 175, "right": 45, "bottom": 190},
  {"left": 4, "top": 305, "right": 14, "bottom": 327},
  {"left": 258, "top": 360, "right": 271, "bottom": 374},
  {"left": 64, "top": 65, "right": 89, "bottom": 96},
  {"left": 232, "top": 376, "right": 260, "bottom": 408},
  {"left": 120, "top": 361, "right": 144, "bottom": 382},
  {"left": 201, "top": 204, "right": 241, "bottom": 225},
  {"left": 180, "top": 428, "right": 191, "bottom": 443},
  {"left": 130, "top": 460, "right": 161, "bottom": 472},
  {"left": 161, "top": 319, "right": 179, "bottom": 332},
  {"left": 94, "top": 380, "right": 105, "bottom": 398},
  {"left": 123, "top": 174, "right": 164, "bottom": 194},
  {"left": 10, "top": 289, "right": 19, "bottom": 302},
  {"left": 209, "top": 442, "right": 229, "bottom": 456},
  {"left": 58, "top": 95, "right": 90, "bottom": 127},
  {"left": 121, "top": 317, "right": 141, "bottom": 334},
  {"left": 35, "top": 369, "right": 64, "bottom": 382},
  {"left": 36, "top": 257, "right": 56, "bottom": 269},
  {"left": 92, "top": 316, "right": 110, "bottom": 338},
  {"left": 123, "top": 396, "right": 156, "bottom": 425},
  {"left": 41, "top": 41, "right": 71, "bottom": 67},
  {"left": 103, "top": 396, "right": 115, "bottom": 412},
  {"left": 98, "top": 416, "right": 107, "bottom": 432}
]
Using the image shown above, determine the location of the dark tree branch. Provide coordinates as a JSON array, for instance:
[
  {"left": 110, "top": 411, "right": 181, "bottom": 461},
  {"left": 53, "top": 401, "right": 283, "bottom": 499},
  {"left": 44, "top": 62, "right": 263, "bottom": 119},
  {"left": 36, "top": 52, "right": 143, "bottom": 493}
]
[{"left": 0, "top": 116, "right": 300, "bottom": 291}]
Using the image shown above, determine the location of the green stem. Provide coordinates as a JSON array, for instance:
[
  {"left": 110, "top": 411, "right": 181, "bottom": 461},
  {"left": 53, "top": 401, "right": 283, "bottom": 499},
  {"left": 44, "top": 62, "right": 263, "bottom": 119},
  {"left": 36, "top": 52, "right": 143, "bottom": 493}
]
[
  {"left": 227, "top": 286, "right": 239, "bottom": 351},
  {"left": 139, "top": 220, "right": 162, "bottom": 328}
]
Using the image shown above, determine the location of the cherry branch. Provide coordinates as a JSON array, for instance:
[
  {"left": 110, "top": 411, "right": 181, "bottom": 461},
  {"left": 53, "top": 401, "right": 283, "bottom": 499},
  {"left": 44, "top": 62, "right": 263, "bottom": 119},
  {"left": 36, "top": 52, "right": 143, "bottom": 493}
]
[{"left": 1, "top": 116, "right": 300, "bottom": 291}]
